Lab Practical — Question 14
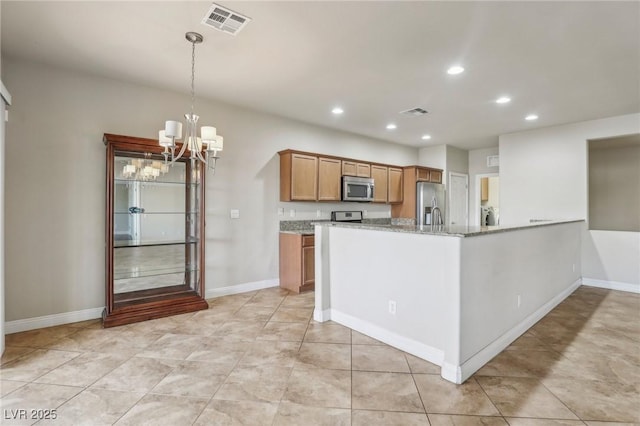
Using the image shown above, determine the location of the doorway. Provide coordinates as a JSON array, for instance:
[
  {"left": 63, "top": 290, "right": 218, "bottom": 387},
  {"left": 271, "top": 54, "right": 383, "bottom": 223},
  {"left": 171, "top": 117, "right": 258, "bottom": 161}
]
[
  {"left": 476, "top": 174, "right": 499, "bottom": 226},
  {"left": 448, "top": 172, "right": 469, "bottom": 226}
]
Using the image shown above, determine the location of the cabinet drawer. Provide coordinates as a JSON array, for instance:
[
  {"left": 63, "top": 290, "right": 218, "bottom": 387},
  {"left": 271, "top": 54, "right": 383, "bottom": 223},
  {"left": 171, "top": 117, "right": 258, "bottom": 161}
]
[{"left": 302, "top": 235, "right": 315, "bottom": 247}]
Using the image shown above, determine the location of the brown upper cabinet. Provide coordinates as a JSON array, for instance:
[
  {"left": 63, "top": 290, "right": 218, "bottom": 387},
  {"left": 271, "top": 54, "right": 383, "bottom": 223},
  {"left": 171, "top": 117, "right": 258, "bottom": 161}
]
[
  {"left": 279, "top": 149, "right": 406, "bottom": 204},
  {"left": 318, "top": 157, "right": 342, "bottom": 201},
  {"left": 280, "top": 152, "right": 318, "bottom": 201},
  {"left": 371, "top": 165, "right": 388, "bottom": 203},
  {"left": 343, "top": 161, "right": 371, "bottom": 177},
  {"left": 388, "top": 167, "right": 404, "bottom": 204},
  {"left": 391, "top": 165, "right": 444, "bottom": 218},
  {"left": 415, "top": 167, "right": 443, "bottom": 183},
  {"left": 481, "top": 177, "right": 489, "bottom": 201},
  {"left": 429, "top": 170, "right": 443, "bottom": 183}
]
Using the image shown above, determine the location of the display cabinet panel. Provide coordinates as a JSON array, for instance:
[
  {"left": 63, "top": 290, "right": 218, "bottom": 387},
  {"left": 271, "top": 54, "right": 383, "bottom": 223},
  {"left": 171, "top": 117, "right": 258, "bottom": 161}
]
[{"left": 103, "top": 134, "right": 208, "bottom": 327}]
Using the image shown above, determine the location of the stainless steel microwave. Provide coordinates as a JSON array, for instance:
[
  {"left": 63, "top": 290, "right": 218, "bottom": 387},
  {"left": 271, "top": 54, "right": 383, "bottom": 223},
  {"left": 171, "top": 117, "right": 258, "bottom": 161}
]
[{"left": 342, "top": 176, "right": 374, "bottom": 202}]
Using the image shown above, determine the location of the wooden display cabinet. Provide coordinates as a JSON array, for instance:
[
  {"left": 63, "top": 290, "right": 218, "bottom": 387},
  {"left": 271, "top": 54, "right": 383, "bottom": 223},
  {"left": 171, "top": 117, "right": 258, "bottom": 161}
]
[{"left": 103, "top": 133, "right": 208, "bottom": 327}]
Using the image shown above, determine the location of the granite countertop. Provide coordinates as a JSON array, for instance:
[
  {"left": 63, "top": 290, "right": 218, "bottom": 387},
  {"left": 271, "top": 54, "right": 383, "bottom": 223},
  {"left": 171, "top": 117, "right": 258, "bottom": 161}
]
[
  {"left": 280, "top": 218, "right": 393, "bottom": 235},
  {"left": 313, "top": 219, "right": 585, "bottom": 237}
]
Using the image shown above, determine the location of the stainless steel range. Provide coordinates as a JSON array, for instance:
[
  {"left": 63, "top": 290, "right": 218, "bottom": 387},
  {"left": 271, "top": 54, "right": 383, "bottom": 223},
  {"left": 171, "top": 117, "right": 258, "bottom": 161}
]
[{"left": 330, "top": 210, "right": 363, "bottom": 223}]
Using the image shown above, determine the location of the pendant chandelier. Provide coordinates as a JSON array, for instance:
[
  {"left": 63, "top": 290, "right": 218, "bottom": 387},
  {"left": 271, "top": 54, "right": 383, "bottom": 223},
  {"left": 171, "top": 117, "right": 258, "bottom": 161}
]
[{"left": 160, "top": 31, "right": 224, "bottom": 172}]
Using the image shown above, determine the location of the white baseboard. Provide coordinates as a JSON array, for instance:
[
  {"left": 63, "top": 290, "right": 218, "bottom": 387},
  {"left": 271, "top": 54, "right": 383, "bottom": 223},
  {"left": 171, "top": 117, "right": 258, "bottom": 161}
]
[
  {"left": 328, "top": 309, "right": 445, "bottom": 369},
  {"left": 581, "top": 277, "right": 640, "bottom": 294},
  {"left": 313, "top": 308, "right": 331, "bottom": 322},
  {"left": 457, "top": 278, "right": 581, "bottom": 383},
  {"left": 441, "top": 363, "right": 462, "bottom": 384},
  {"left": 205, "top": 278, "right": 279, "bottom": 299},
  {"left": 5, "top": 307, "right": 104, "bottom": 334},
  {"left": 5, "top": 279, "right": 280, "bottom": 334}
]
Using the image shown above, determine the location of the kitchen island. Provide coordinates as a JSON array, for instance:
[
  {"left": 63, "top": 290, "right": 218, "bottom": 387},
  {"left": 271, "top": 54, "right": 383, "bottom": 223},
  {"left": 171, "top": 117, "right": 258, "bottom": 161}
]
[{"left": 313, "top": 219, "right": 584, "bottom": 384}]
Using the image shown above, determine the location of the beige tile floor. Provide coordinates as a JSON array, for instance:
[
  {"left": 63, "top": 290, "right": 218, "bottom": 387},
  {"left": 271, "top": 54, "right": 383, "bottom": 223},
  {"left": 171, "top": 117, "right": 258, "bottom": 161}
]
[{"left": 1, "top": 286, "right": 638, "bottom": 425}]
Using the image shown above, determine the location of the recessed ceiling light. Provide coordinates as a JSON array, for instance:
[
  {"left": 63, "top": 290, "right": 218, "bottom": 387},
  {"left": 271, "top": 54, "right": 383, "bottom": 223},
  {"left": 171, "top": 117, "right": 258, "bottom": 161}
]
[
  {"left": 331, "top": 107, "right": 344, "bottom": 115},
  {"left": 386, "top": 123, "right": 397, "bottom": 130},
  {"left": 447, "top": 65, "right": 464, "bottom": 75},
  {"left": 496, "top": 96, "right": 511, "bottom": 104},
  {"left": 421, "top": 134, "right": 432, "bottom": 140},
  {"left": 525, "top": 114, "right": 539, "bottom": 121}
]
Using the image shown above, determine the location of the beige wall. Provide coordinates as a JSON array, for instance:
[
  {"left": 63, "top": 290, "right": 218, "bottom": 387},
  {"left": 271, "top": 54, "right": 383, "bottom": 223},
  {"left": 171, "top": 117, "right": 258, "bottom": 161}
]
[
  {"left": 418, "top": 145, "right": 446, "bottom": 170},
  {"left": 588, "top": 138, "right": 640, "bottom": 232},
  {"left": 446, "top": 145, "right": 469, "bottom": 176},
  {"left": 499, "top": 113, "right": 640, "bottom": 288},
  {"left": 3, "top": 57, "right": 417, "bottom": 322}
]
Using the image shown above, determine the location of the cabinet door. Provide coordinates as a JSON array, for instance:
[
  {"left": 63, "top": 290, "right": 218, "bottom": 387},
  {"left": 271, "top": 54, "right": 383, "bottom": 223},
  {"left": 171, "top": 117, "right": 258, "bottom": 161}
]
[
  {"left": 481, "top": 177, "right": 489, "bottom": 201},
  {"left": 302, "top": 246, "right": 315, "bottom": 287},
  {"left": 342, "top": 161, "right": 357, "bottom": 176},
  {"left": 371, "top": 165, "right": 388, "bottom": 203},
  {"left": 291, "top": 154, "right": 318, "bottom": 200},
  {"left": 416, "top": 168, "right": 430, "bottom": 181},
  {"left": 388, "top": 167, "right": 403, "bottom": 204},
  {"left": 318, "top": 157, "right": 342, "bottom": 201},
  {"left": 356, "top": 163, "right": 371, "bottom": 177},
  {"left": 343, "top": 161, "right": 371, "bottom": 177},
  {"left": 429, "top": 170, "right": 442, "bottom": 183}
]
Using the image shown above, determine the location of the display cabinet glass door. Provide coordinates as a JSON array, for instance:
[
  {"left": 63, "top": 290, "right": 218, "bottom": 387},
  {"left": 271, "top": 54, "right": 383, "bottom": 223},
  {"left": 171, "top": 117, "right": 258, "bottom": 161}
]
[{"left": 103, "top": 134, "right": 207, "bottom": 327}]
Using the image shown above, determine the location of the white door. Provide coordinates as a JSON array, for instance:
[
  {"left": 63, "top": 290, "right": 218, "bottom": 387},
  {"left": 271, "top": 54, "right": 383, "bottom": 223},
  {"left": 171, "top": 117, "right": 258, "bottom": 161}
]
[{"left": 448, "top": 172, "right": 468, "bottom": 226}]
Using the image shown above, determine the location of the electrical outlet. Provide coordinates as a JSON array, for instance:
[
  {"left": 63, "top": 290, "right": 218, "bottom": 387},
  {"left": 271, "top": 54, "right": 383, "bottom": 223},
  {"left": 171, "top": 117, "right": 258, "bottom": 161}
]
[
  {"left": 277, "top": 208, "right": 284, "bottom": 216},
  {"left": 572, "top": 263, "right": 576, "bottom": 273},
  {"left": 388, "top": 300, "right": 397, "bottom": 315},
  {"left": 230, "top": 209, "right": 240, "bottom": 219},
  {"left": 316, "top": 209, "right": 322, "bottom": 218},
  {"left": 517, "top": 295, "right": 521, "bottom": 308},
  {"left": 289, "top": 209, "right": 295, "bottom": 218},
  {"left": 363, "top": 210, "right": 368, "bottom": 217}
]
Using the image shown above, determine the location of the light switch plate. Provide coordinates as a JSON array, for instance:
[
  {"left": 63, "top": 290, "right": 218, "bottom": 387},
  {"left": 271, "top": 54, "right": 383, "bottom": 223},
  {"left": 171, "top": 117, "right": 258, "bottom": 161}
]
[
  {"left": 230, "top": 209, "right": 240, "bottom": 219},
  {"left": 277, "top": 208, "right": 284, "bottom": 216}
]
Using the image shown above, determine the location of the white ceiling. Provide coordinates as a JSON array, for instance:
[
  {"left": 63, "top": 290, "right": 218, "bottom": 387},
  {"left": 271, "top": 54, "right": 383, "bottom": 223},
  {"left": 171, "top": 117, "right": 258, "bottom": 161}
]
[{"left": 2, "top": 1, "right": 639, "bottom": 150}]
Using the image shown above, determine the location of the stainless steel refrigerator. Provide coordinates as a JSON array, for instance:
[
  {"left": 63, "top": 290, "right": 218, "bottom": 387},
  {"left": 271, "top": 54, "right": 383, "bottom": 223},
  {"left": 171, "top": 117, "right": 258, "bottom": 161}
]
[{"left": 416, "top": 182, "right": 446, "bottom": 226}]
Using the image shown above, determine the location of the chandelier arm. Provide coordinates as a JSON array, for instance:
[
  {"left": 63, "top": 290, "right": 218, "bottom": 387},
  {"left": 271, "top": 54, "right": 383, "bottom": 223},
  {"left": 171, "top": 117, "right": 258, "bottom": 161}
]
[
  {"left": 195, "top": 148, "right": 208, "bottom": 164},
  {"left": 171, "top": 139, "right": 190, "bottom": 165}
]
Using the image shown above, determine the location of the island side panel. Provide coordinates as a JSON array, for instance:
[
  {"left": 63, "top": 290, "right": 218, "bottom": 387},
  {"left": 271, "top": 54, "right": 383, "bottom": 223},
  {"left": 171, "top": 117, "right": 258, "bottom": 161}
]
[
  {"left": 457, "top": 221, "right": 583, "bottom": 381},
  {"left": 314, "top": 224, "right": 332, "bottom": 321},
  {"left": 319, "top": 226, "right": 462, "bottom": 370}
]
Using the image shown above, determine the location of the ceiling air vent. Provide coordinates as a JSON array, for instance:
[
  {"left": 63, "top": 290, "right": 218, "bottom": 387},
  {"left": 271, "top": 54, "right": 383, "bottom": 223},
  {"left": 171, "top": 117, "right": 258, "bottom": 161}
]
[
  {"left": 400, "top": 107, "right": 428, "bottom": 116},
  {"left": 202, "top": 3, "right": 251, "bottom": 36}
]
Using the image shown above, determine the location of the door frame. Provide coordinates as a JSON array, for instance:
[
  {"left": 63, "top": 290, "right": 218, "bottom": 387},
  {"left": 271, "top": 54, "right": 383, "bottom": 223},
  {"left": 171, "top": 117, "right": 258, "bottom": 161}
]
[
  {"left": 474, "top": 173, "right": 499, "bottom": 227},
  {"left": 448, "top": 172, "right": 469, "bottom": 227}
]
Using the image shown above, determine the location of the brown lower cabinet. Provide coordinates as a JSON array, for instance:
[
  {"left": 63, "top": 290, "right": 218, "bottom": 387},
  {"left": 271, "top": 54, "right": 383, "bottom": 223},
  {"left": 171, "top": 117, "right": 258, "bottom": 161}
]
[{"left": 279, "top": 233, "right": 315, "bottom": 293}]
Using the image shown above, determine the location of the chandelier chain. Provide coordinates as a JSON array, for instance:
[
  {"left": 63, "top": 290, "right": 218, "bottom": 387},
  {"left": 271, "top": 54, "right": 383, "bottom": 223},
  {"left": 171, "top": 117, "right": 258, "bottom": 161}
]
[{"left": 190, "top": 38, "right": 196, "bottom": 115}]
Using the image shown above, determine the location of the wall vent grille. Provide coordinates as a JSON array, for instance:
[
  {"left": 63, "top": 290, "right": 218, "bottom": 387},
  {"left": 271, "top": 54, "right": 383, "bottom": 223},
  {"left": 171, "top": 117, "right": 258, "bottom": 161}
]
[{"left": 400, "top": 107, "right": 428, "bottom": 116}]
